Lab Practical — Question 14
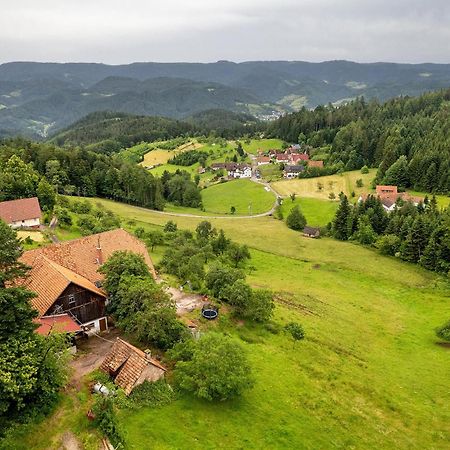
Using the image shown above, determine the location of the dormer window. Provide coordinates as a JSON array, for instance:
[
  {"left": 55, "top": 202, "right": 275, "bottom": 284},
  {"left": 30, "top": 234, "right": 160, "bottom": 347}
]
[{"left": 68, "top": 294, "right": 75, "bottom": 305}]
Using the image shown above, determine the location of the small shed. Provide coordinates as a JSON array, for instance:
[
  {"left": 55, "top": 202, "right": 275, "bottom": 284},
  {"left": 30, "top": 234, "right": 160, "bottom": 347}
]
[
  {"left": 100, "top": 338, "right": 166, "bottom": 395},
  {"left": 303, "top": 226, "right": 320, "bottom": 238}
]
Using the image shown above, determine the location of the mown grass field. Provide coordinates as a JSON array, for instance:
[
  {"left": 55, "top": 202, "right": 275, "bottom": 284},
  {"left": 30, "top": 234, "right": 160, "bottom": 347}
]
[
  {"left": 201, "top": 179, "right": 275, "bottom": 215},
  {"left": 241, "top": 138, "right": 285, "bottom": 154},
  {"left": 272, "top": 169, "right": 376, "bottom": 201},
  {"left": 280, "top": 197, "right": 338, "bottom": 227},
  {"left": 77, "top": 197, "right": 450, "bottom": 450},
  {"left": 11, "top": 196, "right": 449, "bottom": 449}
]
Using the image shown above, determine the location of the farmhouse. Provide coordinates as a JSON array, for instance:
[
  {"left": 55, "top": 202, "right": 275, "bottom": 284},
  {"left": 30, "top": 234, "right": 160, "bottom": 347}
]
[
  {"left": 275, "top": 154, "right": 290, "bottom": 164},
  {"left": 229, "top": 164, "right": 252, "bottom": 178},
  {"left": 19, "top": 229, "right": 155, "bottom": 333},
  {"left": 257, "top": 156, "right": 271, "bottom": 165},
  {"left": 100, "top": 338, "right": 166, "bottom": 395},
  {"left": 283, "top": 165, "right": 305, "bottom": 179},
  {"left": 290, "top": 153, "right": 309, "bottom": 164},
  {"left": 303, "top": 226, "right": 320, "bottom": 238},
  {"left": 358, "top": 185, "right": 423, "bottom": 212},
  {"left": 0, "top": 197, "right": 42, "bottom": 229}
]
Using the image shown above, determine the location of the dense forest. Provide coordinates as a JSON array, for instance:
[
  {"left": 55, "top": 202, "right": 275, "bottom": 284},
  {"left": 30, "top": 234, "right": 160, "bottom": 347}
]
[
  {"left": 0, "top": 139, "right": 201, "bottom": 211},
  {"left": 269, "top": 89, "right": 450, "bottom": 193},
  {"left": 331, "top": 193, "right": 450, "bottom": 274},
  {"left": 50, "top": 110, "right": 261, "bottom": 152}
]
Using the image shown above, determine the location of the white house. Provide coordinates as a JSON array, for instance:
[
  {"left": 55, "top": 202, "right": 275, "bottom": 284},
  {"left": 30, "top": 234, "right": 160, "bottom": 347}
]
[
  {"left": 283, "top": 165, "right": 305, "bottom": 179},
  {"left": 0, "top": 197, "right": 42, "bottom": 228},
  {"left": 229, "top": 164, "right": 252, "bottom": 179}
]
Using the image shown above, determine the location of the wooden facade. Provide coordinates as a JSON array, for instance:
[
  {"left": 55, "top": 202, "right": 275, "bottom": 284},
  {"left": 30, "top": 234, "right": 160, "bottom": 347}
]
[{"left": 47, "top": 283, "right": 106, "bottom": 325}]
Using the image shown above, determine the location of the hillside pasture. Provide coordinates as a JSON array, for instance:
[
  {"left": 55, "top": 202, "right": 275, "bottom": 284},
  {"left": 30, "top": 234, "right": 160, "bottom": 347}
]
[
  {"left": 70, "top": 197, "right": 450, "bottom": 450},
  {"left": 280, "top": 197, "right": 338, "bottom": 227},
  {"left": 272, "top": 169, "right": 376, "bottom": 200},
  {"left": 201, "top": 179, "right": 275, "bottom": 215},
  {"left": 241, "top": 138, "right": 285, "bottom": 155}
]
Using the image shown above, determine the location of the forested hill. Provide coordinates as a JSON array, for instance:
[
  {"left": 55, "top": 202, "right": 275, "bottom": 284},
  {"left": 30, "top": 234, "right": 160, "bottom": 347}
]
[
  {"left": 50, "top": 110, "right": 260, "bottom": 150},
  {"left": 268, "top": 89, "right": 450, "bottom": 194},
  {"left": 1, "top": 60, "right": 450, "bottom": 138}
]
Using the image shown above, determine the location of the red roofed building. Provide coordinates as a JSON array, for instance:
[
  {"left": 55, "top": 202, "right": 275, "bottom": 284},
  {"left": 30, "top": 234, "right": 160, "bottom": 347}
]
[
  {"left": 18, "top": 229, "right": 156, "bottom": 333},
  {"left": 257, "top": 156, "right": 271, "bottom": 165},
  {"left": 100, "top": 338, "right": 166, "bottom": 394},
  {"left": 275, "top": 154, "right": 290, "bottom": 163},
  {"left": 35, "top": 314, "right": 82, "bottom": 336},
  {"left": 359, "top": 186, "right": 423, "bottom": 212},
  {"left": 290, "top": 154, "right": 309, "bottom": 163},
  {"left": 307, "top": 160, "right": 324, "bottom": 168},
  {"left": 0, "top": 197, "right": 42, "bottom": 229}
]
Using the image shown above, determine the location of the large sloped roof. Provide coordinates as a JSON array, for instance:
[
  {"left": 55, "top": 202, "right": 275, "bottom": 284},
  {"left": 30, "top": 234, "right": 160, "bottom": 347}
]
[
  {"left": 20, "top": 229, "right": 155, "bottom": 316},
  {"left": 0, "top": 197, "right": 42, "bottom": 223},
  {"left": 21, "top": 256, "right": 106, "bottom": 316},
  {"left": 21, "top": 228, "right": 156, "bottom": 285}
]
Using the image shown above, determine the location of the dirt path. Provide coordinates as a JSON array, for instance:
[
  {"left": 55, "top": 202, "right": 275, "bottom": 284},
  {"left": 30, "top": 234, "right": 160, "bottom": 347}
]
[
  {"left": 70, "top": 329, "right": 121, "bottom": 388},
  {"left": 60, "top": 431, "right": 82, "bottom": 450},
  {"left": 167, "top": 287, "right": 206, "bottom": 315}
]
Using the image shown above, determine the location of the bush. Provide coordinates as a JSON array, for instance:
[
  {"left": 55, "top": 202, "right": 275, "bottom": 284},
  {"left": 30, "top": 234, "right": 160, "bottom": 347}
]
[
  {"left": 361, "top": 165, "right": 369, "bottom": 174},
  {"left": 170, "top": 333, "right": 254, "bottom": 401},
  {"left": 92, "top": 396, "right": 124, "bottom": 447},
  {"left": 376, "top": 234, "right": 402, "bottom": 256},
  {"left": 286, "top": 205, "right": 307, "bottom": 231},
  {"left": 128, "top": 380, "right": 176, "bottom": 408},
  {"left": 435, "top": 320, "right": 450, "bottom": 342},
  {"left": 285, "top": 322, "right": 305, "bottom": 346}
]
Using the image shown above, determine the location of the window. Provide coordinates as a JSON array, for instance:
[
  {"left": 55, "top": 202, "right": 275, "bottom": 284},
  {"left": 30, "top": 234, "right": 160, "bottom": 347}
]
[{"left": 68, "top": 294, "right": 75, "bottom": 305}]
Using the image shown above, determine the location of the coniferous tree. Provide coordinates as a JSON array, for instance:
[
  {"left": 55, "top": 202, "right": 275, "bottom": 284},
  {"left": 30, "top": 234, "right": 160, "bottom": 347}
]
[{"left": 333, "top": 194, "right": 352, "bottom": 240}]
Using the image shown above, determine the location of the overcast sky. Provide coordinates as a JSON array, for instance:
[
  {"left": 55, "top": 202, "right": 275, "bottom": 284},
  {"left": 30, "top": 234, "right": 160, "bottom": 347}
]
[{"left": 1, "top": 0, "right": 449, "bottom": 64}]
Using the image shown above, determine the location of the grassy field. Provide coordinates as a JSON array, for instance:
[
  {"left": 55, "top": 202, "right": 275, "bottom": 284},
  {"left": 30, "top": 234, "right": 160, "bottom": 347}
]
[
  {"left": 12, "top": 197, "right": 449, "bottom": 449},
  {"left": 272, "top": 169, "right": 376, "bottom": 200},
  {"left": 73, "top": 198, "right": 450, "bottom": 450},
  {"left": 280, "top": 197, "right": 338, "bottom": 227},
  {"left": 201, "top": 179, "right": 275, "bottom": 215},
  {"left": 241, "top": 138, "right": 285, "bottom": 155}
]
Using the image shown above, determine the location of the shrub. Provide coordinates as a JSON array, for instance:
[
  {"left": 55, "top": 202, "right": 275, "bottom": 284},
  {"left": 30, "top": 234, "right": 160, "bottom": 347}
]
[
  {"left": 361, "top": 165, "right": 369, "bottom": 174},
  {"left": 286, "top": 205, "right": 307, "bottom": 231},
  {"left": 92, "top": 396, "right": 124, "bottom": 447},
  {"left": 285, "top": 322, "right": 305, "bottom": 346},
  {"left": 170, "top": 333, "right": 254, "bottom": 401},
  {"left": 128, "top": 380, "right": 176, "bottom": 408},
  {"left": 435, "top": 320, "right": 450, "bottom": 342}
]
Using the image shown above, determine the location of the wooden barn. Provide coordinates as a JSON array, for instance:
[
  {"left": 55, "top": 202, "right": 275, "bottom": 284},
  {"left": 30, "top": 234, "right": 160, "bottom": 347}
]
[{"left": 19, "top": 229, "right": 156, "bottom": 333}]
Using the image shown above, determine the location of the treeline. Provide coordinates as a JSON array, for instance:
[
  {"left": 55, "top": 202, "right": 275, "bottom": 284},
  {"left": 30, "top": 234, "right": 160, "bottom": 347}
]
[
  {"left": 269, "top": 89, "right": 450, "bottom": 193},
  {"left": 51, "top": 112, "right": 194, "bottom": 153},
  {"left": 50, "top": 110, "right": 262, "bottom": 153},
  {"left": 331, "top": 194, "right": 450, "bottom": 274},
  {"left": 168, "top": 150, "right": 208, "bottom": 166},
  {"left": 0, "top": 139, "right": 201, "bottom": 210}
]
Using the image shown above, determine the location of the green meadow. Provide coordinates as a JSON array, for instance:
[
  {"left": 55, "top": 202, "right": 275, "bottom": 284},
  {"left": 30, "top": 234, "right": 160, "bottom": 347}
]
[
  {"left": 10, "top": 194, "right": 449, "bottom": 449},
  {"left": 280, "top": 197, "right": 338, "bottom": 227},
  {"left": 81, "top": 197, "right": 449, "bottom": 450},
  {"left": 201, "top": 179, "right": 275, "bottom": 215},
  {"left": 241, "top": 138, "right": 285, "bottom": 154}
]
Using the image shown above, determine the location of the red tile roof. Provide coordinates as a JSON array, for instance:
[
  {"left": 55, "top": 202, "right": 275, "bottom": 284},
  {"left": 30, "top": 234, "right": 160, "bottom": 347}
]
[
  {"left": 19, "top": 229, "right": 155, "bottom": 316},
  {"left": 22, "top": 228, "right": 156, "bottom": 286},
  {"left": 34, "top": 314, "right": 81, "bottom": 336},
  {"left": 100, "top": 338, "right": 166, "bottom": 394},
  {"left": 0, "top": 197, "right": 41, "bottom": 224},
  {"left": 291, "top": 154, "right": 309, "bottom": 162},
  {"left": 20, "top": 255, "right": 106, "bottom": 316}
]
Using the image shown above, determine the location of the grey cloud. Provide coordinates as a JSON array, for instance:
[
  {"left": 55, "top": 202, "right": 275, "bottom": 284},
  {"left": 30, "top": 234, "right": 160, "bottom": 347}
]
[{"left": 0, "top": 0, "right": 449, "bottom": 63}]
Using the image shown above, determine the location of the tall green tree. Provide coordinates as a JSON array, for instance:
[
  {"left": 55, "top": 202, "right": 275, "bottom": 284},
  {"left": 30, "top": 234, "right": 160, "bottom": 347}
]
[
  {"left": 333, "top": 194, "right": 352, "bottom": 240},
  {"left": 286, "top": 205, "right": 307, "bottom": 231}
]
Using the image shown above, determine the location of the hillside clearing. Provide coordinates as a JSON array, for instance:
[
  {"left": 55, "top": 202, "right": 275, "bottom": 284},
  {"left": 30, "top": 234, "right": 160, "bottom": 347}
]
[{"left": 271, "top": 169, "right": 376, "bottom": 200}]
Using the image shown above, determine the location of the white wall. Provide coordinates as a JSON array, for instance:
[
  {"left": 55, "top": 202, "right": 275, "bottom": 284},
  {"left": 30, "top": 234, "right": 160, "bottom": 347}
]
[{"left": 10, "top": 218, "right": 40, "bottom": 229}]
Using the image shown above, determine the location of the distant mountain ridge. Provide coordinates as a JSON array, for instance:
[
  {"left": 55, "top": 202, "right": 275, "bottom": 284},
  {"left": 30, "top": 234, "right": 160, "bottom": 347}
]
[{"left": 1, "top": 60, "right": 450, "bottom": 138}]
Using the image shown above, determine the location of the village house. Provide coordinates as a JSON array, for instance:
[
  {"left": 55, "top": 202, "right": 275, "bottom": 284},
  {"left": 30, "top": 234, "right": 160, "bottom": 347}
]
[
  {"left": 0, "top": 197, "right": 42, "bottom": 229},
  {"left": 275, "top": 153, "right": 291, "bottom": 164},
  {"left": 290, "top": 153, "right": 309, "bottom": 164},
  {"left": 286, "top": 144, "right": 302, "bottom": 153},
  {"left": 211, "top": 162, "right": 251, "bottom": 178},
  {"left": 358, "top": 185, "right": 423, "bottom": 212},
  {"left": 303, "top": 226, "right": 321, "bottom": 238},
  {"left": 283, "top": 165, "right": 305, "bottom": 179},
  {"left": 19, "top": 229, "right": 156, "bottom": 334},
  {"left": 100, "top": 338, "right": 166, "bottom": 395},
  {"left": 257, "top": 156, "right": 271, "bottom": 165},
  {"left": 307, "top": 160, "right": 324, "bottom": 168}
]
